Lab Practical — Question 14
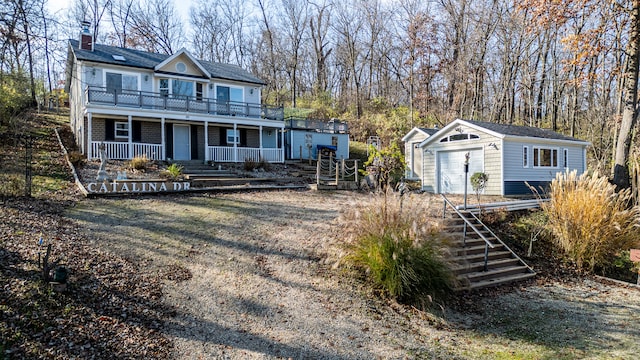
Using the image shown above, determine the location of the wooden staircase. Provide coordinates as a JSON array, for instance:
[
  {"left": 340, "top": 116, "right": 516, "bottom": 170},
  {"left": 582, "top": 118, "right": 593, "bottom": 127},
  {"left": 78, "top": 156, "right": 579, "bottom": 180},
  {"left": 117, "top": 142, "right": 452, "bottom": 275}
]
[{"left": 443, "top": 197, "right": 536, "bottom": 290}]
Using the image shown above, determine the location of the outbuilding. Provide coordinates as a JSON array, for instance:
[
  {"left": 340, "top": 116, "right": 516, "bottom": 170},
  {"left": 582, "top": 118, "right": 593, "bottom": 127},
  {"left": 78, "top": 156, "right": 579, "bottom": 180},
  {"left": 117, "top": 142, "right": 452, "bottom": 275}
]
[{"left": 413, "top": 119, "right": 590, "bottom": 196}]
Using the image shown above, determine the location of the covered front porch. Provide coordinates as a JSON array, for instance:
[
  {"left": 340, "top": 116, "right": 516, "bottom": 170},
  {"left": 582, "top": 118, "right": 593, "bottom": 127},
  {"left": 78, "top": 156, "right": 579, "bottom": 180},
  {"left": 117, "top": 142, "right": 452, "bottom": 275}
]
[{"left": 84, "top": 114, "right": 285, "bottom": 163}]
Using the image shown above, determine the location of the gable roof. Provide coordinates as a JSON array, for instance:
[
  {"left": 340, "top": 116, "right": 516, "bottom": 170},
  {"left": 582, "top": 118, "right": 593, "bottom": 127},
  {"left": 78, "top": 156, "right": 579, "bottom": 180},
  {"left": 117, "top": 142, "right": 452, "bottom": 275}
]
[
  {"left": 419, "top": 119, "right": 590, "bottom": 147},
  {"left": 68, "top": 39, "right": 266, "bottom": 85},
  {"left": 154, "top": 48, "right": 211, "bottom": 78},
  {"left": 401, "top": 127, "right": 439, "bottom": 142}
]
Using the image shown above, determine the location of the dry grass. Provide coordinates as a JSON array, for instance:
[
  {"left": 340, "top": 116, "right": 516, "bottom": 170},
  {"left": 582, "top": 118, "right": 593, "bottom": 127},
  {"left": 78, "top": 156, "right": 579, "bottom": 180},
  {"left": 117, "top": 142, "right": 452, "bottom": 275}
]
[
  {"left": 543, "top": 170, "right": 640, "bottom": 272},
  {"left": 340, "top": 191, "right": 455, "bottom": 303}
]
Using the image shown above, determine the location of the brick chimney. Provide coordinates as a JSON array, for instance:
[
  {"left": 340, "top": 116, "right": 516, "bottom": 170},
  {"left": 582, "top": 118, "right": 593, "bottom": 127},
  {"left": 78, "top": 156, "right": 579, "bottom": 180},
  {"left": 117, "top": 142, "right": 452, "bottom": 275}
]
[{"left": 80, "top": 21, "right": 94, "bottom": 51}]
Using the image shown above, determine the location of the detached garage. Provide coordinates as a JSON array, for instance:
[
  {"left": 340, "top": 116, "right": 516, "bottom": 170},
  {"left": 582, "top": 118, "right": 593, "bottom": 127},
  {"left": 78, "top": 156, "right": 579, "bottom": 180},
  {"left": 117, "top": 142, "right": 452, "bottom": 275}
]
[{"left": 414, "top": 119, "right": 590, "bottom": 196}]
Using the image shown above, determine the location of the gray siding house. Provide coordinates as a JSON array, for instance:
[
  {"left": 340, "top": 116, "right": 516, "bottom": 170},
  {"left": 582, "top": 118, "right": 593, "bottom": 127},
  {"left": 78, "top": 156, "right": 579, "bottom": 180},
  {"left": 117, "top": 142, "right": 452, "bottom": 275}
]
[
  {"left": 414, "top": 119, "right": 590, "bottom": 196},
  {"left": 65, "top": 22, "right": 284, "bottom": 163}
]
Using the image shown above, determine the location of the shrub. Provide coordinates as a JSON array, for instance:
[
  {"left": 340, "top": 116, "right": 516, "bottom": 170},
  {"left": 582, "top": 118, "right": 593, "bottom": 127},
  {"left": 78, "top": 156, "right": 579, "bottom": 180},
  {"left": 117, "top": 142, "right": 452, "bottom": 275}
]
[
  {"left": 470, "top": 172, "right": 488, "bottom": 203},
  {"left": 128, "top": 155, "right": 149, "bottom": 171},
  {"left": 362, "top": 143, "right": 405, "bottom": 192},
  {"left": 67, "top": 151, "right": 85, "bottom": 167},
  {"left": 341, "top": 191, "right": 455, "bottom": 304},
  {"left": 243, "top": 158, "right": 271, "bottom": 172},
  {"left": 243, "top": 158, "right": 259, "bottom": 171},
  {"left": 162, "top": 163, "right": 183, "bottom": 180},
  {"left": 541, "top": 170, "right": 640, "bottom": 272}
]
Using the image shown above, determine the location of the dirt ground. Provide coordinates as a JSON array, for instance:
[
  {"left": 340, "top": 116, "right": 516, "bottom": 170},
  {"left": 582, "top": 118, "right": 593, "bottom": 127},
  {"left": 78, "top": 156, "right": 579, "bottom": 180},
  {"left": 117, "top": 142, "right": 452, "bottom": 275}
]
[{"left": 65, "top": 190, "right": 640, "bottom": 359}]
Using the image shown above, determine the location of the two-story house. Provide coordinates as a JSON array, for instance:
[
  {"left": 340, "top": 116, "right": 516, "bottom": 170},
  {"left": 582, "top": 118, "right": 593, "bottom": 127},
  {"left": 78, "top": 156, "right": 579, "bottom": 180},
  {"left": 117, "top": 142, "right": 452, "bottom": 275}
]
[{"left": 65, "top": 22, "right": 284, "bottom": 163}]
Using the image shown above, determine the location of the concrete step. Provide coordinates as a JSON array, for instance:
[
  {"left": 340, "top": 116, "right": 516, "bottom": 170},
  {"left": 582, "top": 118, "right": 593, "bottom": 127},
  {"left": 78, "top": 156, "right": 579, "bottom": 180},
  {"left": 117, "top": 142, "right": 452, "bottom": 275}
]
[
  {"left": 461, "top": 265, "right": 531, "bottom": 283},
  {"left": 452, "top": 257, "right": 522, "bottom": 275},
  {"left": 461, "top": 272, "right": 536, "bottom": 291},
  {"left": 451, "top": 243, "right": 504, "bottom": 256}
]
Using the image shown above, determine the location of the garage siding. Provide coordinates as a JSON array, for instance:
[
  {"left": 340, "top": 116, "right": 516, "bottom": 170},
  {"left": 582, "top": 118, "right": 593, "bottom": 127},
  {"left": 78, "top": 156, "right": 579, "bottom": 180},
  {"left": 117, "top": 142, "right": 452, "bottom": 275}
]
[{"left": 422, "top": 124, "right": 502, "bottom": 195}]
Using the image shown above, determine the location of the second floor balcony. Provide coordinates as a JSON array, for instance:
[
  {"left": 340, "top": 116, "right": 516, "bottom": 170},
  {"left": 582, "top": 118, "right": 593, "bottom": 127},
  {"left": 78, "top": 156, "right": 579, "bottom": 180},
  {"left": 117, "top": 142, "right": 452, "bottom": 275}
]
[{"left": 85, "top": 86, "right": 284, "bottom": 121}]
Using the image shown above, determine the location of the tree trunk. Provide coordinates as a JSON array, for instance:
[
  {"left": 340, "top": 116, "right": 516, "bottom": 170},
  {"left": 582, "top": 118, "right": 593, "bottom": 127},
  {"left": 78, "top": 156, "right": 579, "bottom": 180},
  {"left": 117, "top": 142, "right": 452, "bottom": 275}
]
[{"left": 613, "top": 0, "right": 640, "bottom": 189}]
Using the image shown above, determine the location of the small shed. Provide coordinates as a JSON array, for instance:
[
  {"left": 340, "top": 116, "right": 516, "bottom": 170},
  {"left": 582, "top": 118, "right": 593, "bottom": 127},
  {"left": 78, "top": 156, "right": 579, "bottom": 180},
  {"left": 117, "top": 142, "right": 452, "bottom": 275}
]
[
  {"left": 285, "top": 118, "right": 349, "bottom": 160},
  {"left": 414, "top": 119, "right": 590, "bottom": 196},
  {"left": 402, "top": 127, "right": 439, "bottom": 180}
]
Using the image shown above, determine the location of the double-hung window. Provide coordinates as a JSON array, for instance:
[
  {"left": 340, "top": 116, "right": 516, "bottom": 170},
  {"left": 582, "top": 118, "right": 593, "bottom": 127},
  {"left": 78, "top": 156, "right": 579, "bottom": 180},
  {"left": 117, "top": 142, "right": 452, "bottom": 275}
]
[
  {"left": 533, "top": 147, "right": 558, "bottom": 167},
  {"left": 226, "top": 129, "right": 239, "bottom": 145},
  {"left": 523, "top": 146, "right": 529, "bottom": 167},
  {"left": 115, "top": 122, "right": 129, "bottom": 139}
]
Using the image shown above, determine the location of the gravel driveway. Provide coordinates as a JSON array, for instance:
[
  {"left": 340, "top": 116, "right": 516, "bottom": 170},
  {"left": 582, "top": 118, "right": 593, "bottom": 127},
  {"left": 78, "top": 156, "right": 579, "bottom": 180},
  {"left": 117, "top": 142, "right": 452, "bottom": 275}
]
[{"left": 67, "top": 190, "right": 640, "bottom": 359}]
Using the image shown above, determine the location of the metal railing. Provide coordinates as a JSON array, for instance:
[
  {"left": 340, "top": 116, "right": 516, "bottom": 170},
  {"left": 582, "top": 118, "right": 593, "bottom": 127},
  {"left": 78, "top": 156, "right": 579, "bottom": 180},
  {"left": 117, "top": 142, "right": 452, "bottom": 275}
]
[
  {"left": 442, "top": 194, "right": 535, "bottom": 273},
  {"left": 86, "top": 86, "right": 284, "bottom": 121},
  {"left": 442, "top": 194, "right": 495, "bottom": 271}
]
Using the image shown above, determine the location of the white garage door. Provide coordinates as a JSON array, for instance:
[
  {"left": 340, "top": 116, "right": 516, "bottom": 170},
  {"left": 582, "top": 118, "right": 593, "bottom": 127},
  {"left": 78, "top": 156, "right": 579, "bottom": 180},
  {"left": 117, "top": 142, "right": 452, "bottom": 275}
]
[{"left": 438, "top": 149, "right": 483, "bottom": 194}]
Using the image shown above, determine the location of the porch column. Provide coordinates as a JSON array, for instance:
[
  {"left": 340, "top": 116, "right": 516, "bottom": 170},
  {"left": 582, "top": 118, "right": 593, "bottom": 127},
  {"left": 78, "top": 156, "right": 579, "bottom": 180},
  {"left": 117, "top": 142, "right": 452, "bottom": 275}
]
[
  {"left": 127, "top": 115, "right": 133, "bottom": 159},
  {"left": 161, "top": 117, "right": 165, "bottom": 160},
  {"left": 233, "top": 123, "right": 238, "bottom": 162},
  {"left": 204, "top": 120, "right": 209, "bottom": 163},
  {"left": 259, "top": 125, "right": 263, "bottom": 160},
  {"left": 280, "top": 125, "right": 285, "bottom": 163},
  {"left": 87, "top": 112, "right": 92, "bottom": 160}
]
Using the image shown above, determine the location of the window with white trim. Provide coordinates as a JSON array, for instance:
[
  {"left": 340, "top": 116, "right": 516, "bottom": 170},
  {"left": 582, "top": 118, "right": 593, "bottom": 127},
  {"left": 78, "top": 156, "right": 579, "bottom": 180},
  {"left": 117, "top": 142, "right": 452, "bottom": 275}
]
[
  {"left": 159, "top": 79, "right": 169, "bottom": 96},
  {"left": 106, "top": 72, "right": 139, "bottom": 93},
  {"left": 523, "top": 146, "right": 529, "bottom": 167},
  {"left": 226, "top": 129, "right": 239, "bottom": 144},
  {"left": 439, "top": 133, "right": 480, "bottom": 142},
  {"left": 115, "top": 122, "right": 129, "bottom": 138},
  {"left": 533, "top": 147, "right": 558, "bottom": 167}
]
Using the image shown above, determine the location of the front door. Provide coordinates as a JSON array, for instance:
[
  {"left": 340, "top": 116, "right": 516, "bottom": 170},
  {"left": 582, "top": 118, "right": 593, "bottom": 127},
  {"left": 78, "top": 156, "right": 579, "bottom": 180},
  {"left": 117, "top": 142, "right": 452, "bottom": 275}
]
[{"left": 173, "top": 125, "right": 190, "bottom": 160}]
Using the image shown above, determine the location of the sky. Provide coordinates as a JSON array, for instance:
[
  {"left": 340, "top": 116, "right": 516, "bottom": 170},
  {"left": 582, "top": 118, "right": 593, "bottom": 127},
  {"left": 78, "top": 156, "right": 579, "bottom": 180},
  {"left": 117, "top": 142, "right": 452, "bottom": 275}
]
[{"left": 46, "top": 0, "right": 193, "bottom": 26}]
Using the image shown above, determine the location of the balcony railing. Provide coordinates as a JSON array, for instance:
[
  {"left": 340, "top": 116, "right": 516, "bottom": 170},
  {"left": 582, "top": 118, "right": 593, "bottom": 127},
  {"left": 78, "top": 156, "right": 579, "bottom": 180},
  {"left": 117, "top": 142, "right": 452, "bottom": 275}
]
[
  {"left": 86, "top": 86, "right": 284, "bottom": 121},
  {"left": 285, "top": 116, "right": 349, "bottom": 133}
]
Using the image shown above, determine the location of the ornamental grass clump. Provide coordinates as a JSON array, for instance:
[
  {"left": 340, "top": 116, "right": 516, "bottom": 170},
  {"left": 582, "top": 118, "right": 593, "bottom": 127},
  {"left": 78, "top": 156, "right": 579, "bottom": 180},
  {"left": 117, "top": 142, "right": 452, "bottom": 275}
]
[
  {"left": 128, "top": 155, "right": 149, "bottom": 171},
  {"left": 542, "top": 170, "right": 640, "bottom": 272},
  {"left": 341, "top": 192, "right": 455, "bottom": 304}
]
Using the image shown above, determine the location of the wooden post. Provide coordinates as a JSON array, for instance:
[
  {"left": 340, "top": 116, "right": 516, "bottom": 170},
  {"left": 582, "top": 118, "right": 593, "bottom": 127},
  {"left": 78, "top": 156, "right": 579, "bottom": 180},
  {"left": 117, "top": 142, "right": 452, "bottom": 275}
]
[
  {"left": 335, "top": 157, "right": 339, "bottom": 184},
  {"left": 341, "top": 158, "right": 345, "bottom": 180},
  {"left": 355, "top": 160, "right": 359, "bottom": 185},
  {"left": 316, "top": 151, "right": 322, "bottom": 186},
  {"left": 631, "top": 249, "right": 640, "bottom": 285},
  {"left": 300, "top": 145, "right": 303, "bottom": 162}
]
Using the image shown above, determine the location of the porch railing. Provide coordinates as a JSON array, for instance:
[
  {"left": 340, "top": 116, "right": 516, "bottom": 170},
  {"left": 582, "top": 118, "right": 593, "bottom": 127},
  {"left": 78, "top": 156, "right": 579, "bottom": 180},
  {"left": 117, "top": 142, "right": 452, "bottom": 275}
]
[
  {"left": 90, "top": 141, "right": 162, "bottom": 160},
  {"left": 208, "top": 146, "right": 283, "bottom": 163},
  {"left": 86, "top": 86, "right": 284, "bottom": 121},
  {"left": 90, "top": 141, "right": 283, "bottom": 163}
]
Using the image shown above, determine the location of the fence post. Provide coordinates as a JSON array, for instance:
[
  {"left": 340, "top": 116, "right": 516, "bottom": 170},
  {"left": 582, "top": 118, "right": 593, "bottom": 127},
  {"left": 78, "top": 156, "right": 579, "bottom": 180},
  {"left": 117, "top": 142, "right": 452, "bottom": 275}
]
[
  {"left": 335, "top": 157, "right": 339, "bottom": 184},
  {"left": 355, "top": 160, "right": 359, "bottom": 185},
  {"left": 341, "top": 158, "right": 345, "bottom": 180},
  {"left": 316, "top": 152, "right": 322, "bottom": 186}
]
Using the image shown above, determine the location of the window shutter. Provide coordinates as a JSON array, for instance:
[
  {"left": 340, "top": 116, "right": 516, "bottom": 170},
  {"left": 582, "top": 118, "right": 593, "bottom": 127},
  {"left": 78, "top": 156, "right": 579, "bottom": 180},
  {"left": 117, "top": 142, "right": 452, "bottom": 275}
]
[
  {"left": 190, "top": 125, "right": 198, "bottom": 160},
  {"left": 132, "top": 121, "right": 142, "bottom": 142},
  {"left": 105, "top": 119, "right": 114, "bottom": 141},
  {"left": 220, "top": 128, "right": 227, "bottom": 146},
  {"left": 165, "top": 124, "right": 173, "bottom": 158},
  {"left": 240, "top": 129, "right": 247, "bottom": 147}
]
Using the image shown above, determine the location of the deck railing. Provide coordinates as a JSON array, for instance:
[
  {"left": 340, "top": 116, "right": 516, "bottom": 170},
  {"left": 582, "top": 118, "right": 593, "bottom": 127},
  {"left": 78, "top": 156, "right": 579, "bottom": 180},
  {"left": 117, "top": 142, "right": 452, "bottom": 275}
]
[
  {"left": 86, "top": 86, "right": 284, "bottom": 121},
  {"left": 285, "top": 116, "right": 348, "bottom": 133}
]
